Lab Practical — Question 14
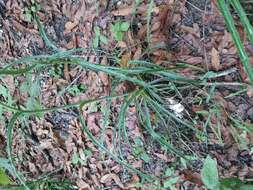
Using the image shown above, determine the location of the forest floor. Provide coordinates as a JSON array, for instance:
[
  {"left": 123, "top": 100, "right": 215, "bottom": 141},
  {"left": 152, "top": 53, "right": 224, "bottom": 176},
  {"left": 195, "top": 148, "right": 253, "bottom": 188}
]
[{"left": 0, "top": 0, "right": 252, "bottom": 190}]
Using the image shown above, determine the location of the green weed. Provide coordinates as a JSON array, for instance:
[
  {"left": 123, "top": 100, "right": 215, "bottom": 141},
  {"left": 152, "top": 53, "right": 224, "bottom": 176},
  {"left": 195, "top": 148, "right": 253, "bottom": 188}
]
[
  {"left": 111, "top": 21, "right": 130, "bottom": 41},
  {"left": 162, "top": 167, "right": 179, "bottom": 190},
  {"left": 71, "top": 151, "right": 86, "bottom": 166},
  {"left": 0, "top": 168, "right": 12, "bottom": 185},
  {"left": 24, "top": 0, "right": 41, "bottom": 23},
  {"left": 1, "top": 178, "right": 73, "bottom": 190},
  {"left": 201, "top": 155, "right": 253, "bottom": 190},
  {"left": 67, "top": 84, "right": 87, "bottom": 96},
  {"left": 1, "top": 2, "right": 253, "bottom": 189},
  {"left": 93, "top": 26, "right": 108, "bottom": 48},
  {"left": 132, "top": 137, "right": 151, "bottom": 163},
  {"left": 229, "top": 116, "right": 253, "bottom": 150}
]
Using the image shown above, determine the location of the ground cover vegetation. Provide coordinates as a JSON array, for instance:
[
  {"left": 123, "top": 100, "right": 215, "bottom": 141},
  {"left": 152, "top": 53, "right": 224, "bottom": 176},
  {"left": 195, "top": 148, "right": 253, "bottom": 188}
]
[{"left": 0, "top": 0, "right": 253, "bottom": 189}]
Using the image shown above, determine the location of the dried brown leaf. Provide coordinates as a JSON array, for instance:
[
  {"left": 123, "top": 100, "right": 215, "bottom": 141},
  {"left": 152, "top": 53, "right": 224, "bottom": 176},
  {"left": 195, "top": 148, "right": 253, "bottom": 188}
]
[
  {"left": 87, "top": 113, "right": 101, "bottom": 135},
  {"left": 120, "top": 53, "right": 131, "bottom": 68},
  {"left": 91, "top": 174, "right": 100, "bottom": 187},
  {"left": 99, "top": 72, "right": 109, "bottom": 86},
  {"left": 182, "top": 170, "right": 202, "bottom": 186},
  {"left": 111, "top": 5, "right": 134, "bottom": 16},
  {"left": 211, "top": 47, "right": 220, "bottom": 71},
  {"left": 133, "top": 47, "right": 142, "bottom": 60},
  {"left": 76, "top": 179, "right": 91, "bottom": 190},
  {"left": 131, "top": 160, "right": 142, "bottom": 168},
  {"left": 12, "top": 20, "right": 38, "bottom": 34},
  {"left": 117, "top": 41, "right": 127, "bottom": 48},
  {"left": 2, "top": 75, "right": 14, "bottom": 95},
  {"left": 181, "top": 25, "right": 199, "bottom": 38},
  {"left": 151, "top": 22, "right": 161, "bottom": 32},
  {"left": 65, "top": 21, "right": 78, "bottom": 32},
  {"left": 100, "top": 173, "right": 125, "bottom": 189},
  {"left": 127, "top": 31, "right": 135, "bottom": 46},
  {"left": 65, "top": 35, "right": 76, "bottom": 49},
  {"left": 157, "top": 4, "right": 171, "bottom": 34},
  {"left": 183, "top": 56, "right": 203, "bottom": 65},
  {"left": 64, "top": 64, "right": 70, "bottom": 81},
  {"left": 74, "top": 0, "right": 87, "bottom": 23},
  {"left": 137, "top": 25, "right": 147, "bottom": 40},
  {"left": 247, "top": 86, "right": 253, "bottom": 98},
  {"left": 153, "top": 153, "right": 169, "bottom": 162}
]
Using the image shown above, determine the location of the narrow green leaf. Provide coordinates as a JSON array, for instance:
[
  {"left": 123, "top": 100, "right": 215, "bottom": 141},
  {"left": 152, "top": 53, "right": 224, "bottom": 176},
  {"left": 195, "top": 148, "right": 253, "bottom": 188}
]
[
  {"left": 29, "top": 81, "right": 40, "bottom": 97},
  {"left": 7, "top": 112, "right": 30, "bottom": 190},
  {"left": 93, "top": 37, "right": 99, "bottom": 48},
  {"left": 140, "top": 153, "right": 150, "bottom": 163},
  {"left": 94, "top": 26, "right": 100, "bottom": 36},
  {"left": 71, "top": 152, "right": 79, "bottom": 165},
  {"left": 0, "top": 85, "right": 8, "bottom": 97},
  {"left": 231, "top": 0, "right": 253, "bottom": 44},
  {"left": 34, "top": 13, "right": 59, "bottom": 52},
  {"left": 217, "top": 0, "right": 253, "bottom": 84}
]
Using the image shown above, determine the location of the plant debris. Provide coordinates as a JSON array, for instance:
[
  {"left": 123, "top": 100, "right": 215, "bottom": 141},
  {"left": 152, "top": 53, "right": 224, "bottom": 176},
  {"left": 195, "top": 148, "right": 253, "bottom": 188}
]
[{"left": 0, "top": 0, "right": 253, "bottom": 190}]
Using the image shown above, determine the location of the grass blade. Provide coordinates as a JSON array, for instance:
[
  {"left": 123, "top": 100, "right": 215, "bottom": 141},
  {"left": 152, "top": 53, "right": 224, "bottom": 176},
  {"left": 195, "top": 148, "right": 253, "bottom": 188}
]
[
  {"left": 231, "top": 0, "right": 253, "bottom": 43},
  {"left": 217, "top": 0, "right": 253, "bottom": 83},
  {"left": 78, "top": 111, "right": 153, "bottom": 182},
  {"left": 7, "top": 112, "right": 30, "bottom": 190},
  {"left": 33, "top": 13, "right": 59, "bottom": 52}
]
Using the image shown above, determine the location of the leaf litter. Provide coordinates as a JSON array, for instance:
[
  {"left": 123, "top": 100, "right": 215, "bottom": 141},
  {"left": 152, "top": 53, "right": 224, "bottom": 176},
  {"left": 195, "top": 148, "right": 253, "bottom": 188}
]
[{"left": 0, "top": 0, "right": 252, "bottom": 189}]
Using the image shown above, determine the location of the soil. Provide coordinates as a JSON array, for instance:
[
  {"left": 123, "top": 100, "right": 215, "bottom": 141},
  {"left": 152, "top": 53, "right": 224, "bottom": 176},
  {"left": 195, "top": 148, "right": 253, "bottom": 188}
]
[{"left": 0, "top": 0, "right": 253, "bottom": 190}]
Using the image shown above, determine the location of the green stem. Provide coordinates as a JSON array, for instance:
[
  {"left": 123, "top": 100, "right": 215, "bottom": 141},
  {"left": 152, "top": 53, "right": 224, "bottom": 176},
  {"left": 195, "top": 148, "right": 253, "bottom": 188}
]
[
  {"left": 7, "top": 112, "right": 30, "bottom": 190},
  {"left": 217, "top": 0, "right": 253, "bottom": 84},
  {"left": 231, "top": 0, "right": 253, "bottom": 43}
]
